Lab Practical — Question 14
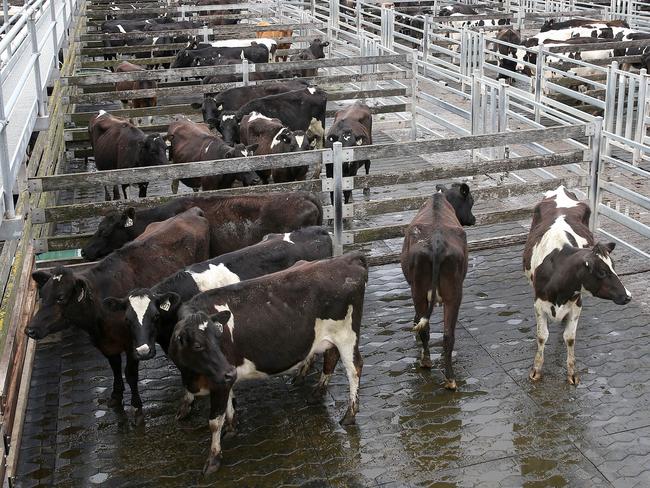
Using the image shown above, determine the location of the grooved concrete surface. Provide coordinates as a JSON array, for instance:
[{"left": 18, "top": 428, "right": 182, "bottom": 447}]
[{"left": 15, "top": 245, "right": 650, "bottom": 488}]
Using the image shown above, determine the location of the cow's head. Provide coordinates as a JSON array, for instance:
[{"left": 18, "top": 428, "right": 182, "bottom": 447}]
[
  {"left": 292, "top": 130, "right": 317, "bottom": 151},
  {"left": 226, "top": 143, "right": 260, "bottom": 186},
  {"left": 171, "top": 48, "right": 192, "bottom": 68},
  {"left": 326, "top": 130, "right": 366, "bottom": 148},
  {"left": 169, "top": 310, "right": 237, "bottom": 386},
  {"left": 191, "top": 96, "right": 222, "bottom": 129},
  {"left": 26, "top": 267, "right": 93, "bottom": 340},
  {"left": 540, "top": 19, "right": 556, "bottom": 32},
  {"left": 81, "top": 207, "right": 137, "bottom": 261},
  {"left": 104, "top": 289, "right": 182, "bottom": 360},
  {"left": 579, "top": 243, "right": 631, "bottom": 305},
  {"left": 140, "top": 133, "right": 169, "bottom": 167},
  {"left": 218, "top": 111, "right": 239, "bottom": 144},
  {"left": 308, "top": 38, "right": 330, "bottom": 59},
  {"left": 437, "top": 183, "right": 476, "bottom": 226}
]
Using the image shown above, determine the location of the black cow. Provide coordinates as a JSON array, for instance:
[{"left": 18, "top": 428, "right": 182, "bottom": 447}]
[
  {"left": 108, "top": 226, "right": 332, "bottom": 361},
  {"left": 100, "top": 17, "right": 173, "bottom": 61},
  {"left": 540, "top": 18, "right": 628, "bottom": 32},
  {"left": 523, "top": 186, "right": 631, "bottom": 384},
  {"left": 494, "top": 28, "right": 521, "bottom": 81},
  {"left": 401, "top": 183, "right": 476, "bottom": 390},
  {"left": 288, "top": 38, "right": 329, "bottom": 77},
  {"left": 169, "top": 252, "right": 368, "bottom": 474},
  {"left": 81, "top": 192, "right": 324, "bottom": 260},
  {"left": 191, "top": 80, "right": 309, "bottom": 129},
  {"left": 235, "top": 87, "right": 328, "bottom": 148},
  {"left": 27, "top": 208, "right": 211, "bottom": 412},
  {"left": 239, "top": 112, "right": 314, "bottom": 183},
  {"left": 325, "top": 102, "right": 373, "bottom": 203},
  {"left": 88, "top": 111, "right": 168, "bottom": 200},
  {"left": 172, "top": 43, "right": 269, "bottom": 68},
  {"left": 439, "top": 4, "right": 478, "bottom": 16}
]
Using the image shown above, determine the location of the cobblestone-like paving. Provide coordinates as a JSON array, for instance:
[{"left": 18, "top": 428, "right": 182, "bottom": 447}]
[{"left": 16, "top": 245, "right": 650, "bottom": 488}]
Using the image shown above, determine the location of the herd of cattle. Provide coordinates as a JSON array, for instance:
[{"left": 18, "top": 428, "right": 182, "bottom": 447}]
[
  {"left": 395, "top": 3, "right": 650, "bottom": 79},
  {"left": 23, "top": 1, "right": 635, "bottom": 477},
  {"left": 24, "top": 184, "right": 631, "bottom": 473}
]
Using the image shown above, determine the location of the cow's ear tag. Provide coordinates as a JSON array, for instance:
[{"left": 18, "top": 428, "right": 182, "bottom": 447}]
[
  {"left": 125, "top": 217, "right": 134, "bottom": 228},
  {"left": 77, "top": 288, "right": 85, "bottom": 302},
  {"left": 217, "top": 104, "right": 223, "bottom": 110},
  {"left": 585, "top": 261, "right": 589, "bottom": 268},
  {"left": 356, "top": 138, "right": 364, "bottom": 146},
  {"left": 160, "top": 299, "right": 171, "bottom": 311},
  {"left": 214, "top": 322, "right": 223, "bottom": 334},
  {"left": 165, "top": 139, "right": 172, "bottom": 147}
]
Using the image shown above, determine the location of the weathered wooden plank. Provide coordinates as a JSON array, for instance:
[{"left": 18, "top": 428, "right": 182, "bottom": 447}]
[
  {"left": 68, "top": 71, "right": 411, "bottom": 103},
  {"left": 30, "top": 151, "right": 324, "bottom": 192},
  {"left": 353, "top": 177, "right": 586, "bottom": 217},
  {"left": 85, "top": 2, "right": 270, "bottom": 16},
  {"left": 63, "top": 54, "right": 410, "bottom": 85},
  {"left": 348, "top": 127, "right": 587, "bottom": 165},
  {"left": 35, "top": 180, "right": 324, "bottom": 224},
  {"left": 367, "top": 233, "right": 529, "bottom": 266},
  {"left": 66, "top": 88, "right": 409, "bottom": 124}
]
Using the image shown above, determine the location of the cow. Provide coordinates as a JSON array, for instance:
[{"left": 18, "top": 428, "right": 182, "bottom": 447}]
[
  {"left": 169, "top": 251, "right": 368, "bottom": 474},
  {"left": 256, "top": 21, "right": 293, "bottom": 61},
  {"left": 439, "top": 4, "right": 478, "bottom": 16},
  {"left": 523, "top": 186, "right": 631, "bottom": 384},
  {"left": 614, "top": 31, "right": 650, "bottom": 70},
  {"left": 325, "top": 102, "right": 373, "bottom": 203},
  {"left": 26, "top": 208, "right": 211, "bottom": 413},
  {"left": 191, "top": 80, "right": 309, "bottom": 128},
  {"left": 166, "top": 119, "right": 259, "bottom": 193},
  {"left": 494, "top": 28, "right": 521, "bottom": 81},
  {"left": 235, "top": 87, "right": 328, "bottom": 148},
  {"left": 210, "top": 38, "right": 277, "bottom": 61},
  {"left": 400, "top": 183, "right": 476, "bottom": 390},
  {"left": 540, "top": 18, "right": 628, "bottom": 33},
  {"left": 115, "top": 61, "right": 157, "bottom": 109},
  {"left": 239, "top": 112, "right": 314, "bottom": 184},
  {"left": 270, "top": 130, "right": 317, "bottom": 183},
  {"left": 81, "top": 192, "right": 324, "bottom": 260},
  {"left": 288, "top": 39, "right": 329, "bottom": 78},
  {"left": 109, "top": 226, "right": 332, "bottom": 361},
  {"left": 100, "top": 17, "right": 173, "bottom": 61},
  {"left": 171, "top": 43, "right": 269, "bottom": 68},
  {"left": 88, "top": 111, "right": 168, "bottom": 200}
]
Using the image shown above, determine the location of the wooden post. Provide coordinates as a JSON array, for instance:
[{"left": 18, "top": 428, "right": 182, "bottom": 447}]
[{"left": 332, "top": 142, "right": 344, "bottom": 256}]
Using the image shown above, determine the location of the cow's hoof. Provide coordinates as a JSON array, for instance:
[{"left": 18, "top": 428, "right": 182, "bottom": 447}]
[
  {"left": 339, "top": 409, "right": 356, "bottom": 426},
  {"left": 529, "top": 368, "right": 542, "bottom": 381},
  {"left": 444, "top": 378, "right": 457, "bottom": 391},
  {"left": 203, "top": 453, "right": 222, "bottom": 476},
  {"left": 107, "top": 395, "right": 123, "bottom": 408},
  {"left": 363, "top": 187, "right": 370, "bottom": 197},
  {"left": 176, "top": 403, "right": 193, "bottom": 421},
  {"left": 419, "top": 357, "right": 433, "bottom": 369},
  {"left": 567, "top": 374, "right": 580, "bottom": 385}
]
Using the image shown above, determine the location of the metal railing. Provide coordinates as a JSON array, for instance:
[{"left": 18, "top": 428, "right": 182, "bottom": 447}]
[{"left": 0, "top": 0, "right": 77, "bottom": 241}]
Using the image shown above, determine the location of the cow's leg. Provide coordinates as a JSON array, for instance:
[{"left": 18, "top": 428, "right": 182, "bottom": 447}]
[
  {"left": 530, "top": 300, "right": 550, "bottom": 381},
  {"left": 124, "top": 354, "right": 143, "bottom": 411},
  {"left": 138, "top": 182, "right": 148, "bottom": 198},
  {"left": 338, "top": 338, "right": 362, "bottom": 426},
  {"left": 171, "top": 179, "right": 179, "bottom": 194},
  {"left": 176, "top": 390, "right": 195, "bottom": 420},
  {"left": 121, "top": 184, "right": 128, "bottom": 200},
  {"left": 292, "top": 354, "right": 315, "bottom": 385},
  {"left": 203, "top": 386, "right": 230, "bottom": 476},
  {"left": 441, "top": 294, "right": 461, "bottom": 391},
  {"left": 113, "top": 185, "right": 120, "bottom": 201},
  {"left": 314, "top": 347, "right": 339, "bottom": 396},
  {"left": 410, "top": 261, "right": 433, "bottom": 368},
  {"left": 563, "top": 305, "right": 582, "bottom": 385},
  {"left": 104, "top": 186, "right": 112, "bottom": 201},
  {"left": 224, "top": 390, "right": 237, "bottom": 434},
  {"left": 107, "top": 354, "right": 125, "bottom": 408},
  {"left": 363, "top": 160, "right": 371, "bottom": 197}
]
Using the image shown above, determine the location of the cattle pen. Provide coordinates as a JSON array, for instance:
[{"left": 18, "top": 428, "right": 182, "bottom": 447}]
[{"left": 1, "top": 0, "right": 650, "bottom": 486}]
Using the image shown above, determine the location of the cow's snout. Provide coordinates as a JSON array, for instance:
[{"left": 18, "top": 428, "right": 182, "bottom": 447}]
[
  {"left": 614, "top": 294, "right": 631, "bottom": 305},
  {"left": 224, "top": 368, "right": 237, "bottom": 385},
  {"left": 25, "top": 327, "right": 40, "bottom": 339},
  {"left": 135, "top": 343, "right": 155, "bottom": 360}
]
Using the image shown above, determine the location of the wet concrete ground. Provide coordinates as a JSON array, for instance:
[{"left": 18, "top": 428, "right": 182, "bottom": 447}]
[{"left": 16, "top": 244, "right": 650, "bottom": 488}]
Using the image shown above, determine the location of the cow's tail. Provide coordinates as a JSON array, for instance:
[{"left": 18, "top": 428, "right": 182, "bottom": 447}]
[{"left": 415, "top": 232, "right": 443, "bottom": 333}]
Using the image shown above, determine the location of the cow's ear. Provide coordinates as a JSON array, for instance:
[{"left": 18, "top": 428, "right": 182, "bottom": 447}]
[
  {"left": 328, "top": 134, "right": 338, "bottom": 142},
  {"left": 224, "top": 148, "right": 236, "bottom": 158},
  {"left": 605, "top": 242, "right": 616, "bottom": 253},
  {"left": 281, "top": 132, "right": 292, "bottom": 143},
  {"left": 190, "top": 102, "right": 202, "bottom": 109},
  {"left": 32, "top": 271, "right": 52, "bottom": 289},
  {"left": 103, "top": 296, "right": 128, "bottom": 312},
  {"left": 435, "top": 184, "right": 447, "bottom": 193},
  {"left": 459, "top": 183, "right": 470, "bottom": 198},
  {"left": 155, "top": 292, "right": 181, "bottom": 314},
  {"left": 246, "top": 143, "right": 259, "bottom": 154},
  {"left": 210, "top": 310, "right": 231, "bottom": 328},
  {"left": 122, "top": 207, "right": 135, "bottom": 228},
  {"left": 355, "top": 135, "right": 364, "bottom": 145}
]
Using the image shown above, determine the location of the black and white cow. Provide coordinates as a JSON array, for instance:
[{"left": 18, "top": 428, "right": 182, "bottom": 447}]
[
  {"left": 287, "top": 38, "right": 329, "bottom": 77},
  {"left": 439, "top": 4, "right": 478, "bottom": 16},
  {"left": 235, "top": 87, "right": 328, "bottom": 148},
  {"left": 108, "top": 226, "right": 332, "bottom": 361},
  {"left": 523, "top": 186, "right": 631, "bottom": 384},
  {"left": 169, "top": 252, "right": 368, "bottom": 474},
  {"left": 171, "top": 43, "right": 270, "bottom": 68}
]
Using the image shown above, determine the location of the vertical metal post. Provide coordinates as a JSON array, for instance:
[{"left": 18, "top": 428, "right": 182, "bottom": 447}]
[
  {"left": 3, "top": 0, "right": 12, "bottom": 56},
  {"left": 471, "top": 71, "right": 481, "bottom": 161},
  {"left": 498, "top": 78, "right": 508, "bottom": 159},
  {"left": 332, "top": 142, "right": 344, "bottom": 256},
  {"left": 180, "top": 4, "right": 186, "bottom": 19},
  {"left": 50, "top": 0, "right": 59, "bottom": 56},
  {"left": 460, "top": 28, "right": 468, "bottom": 91},
  {"left": 242, "top": 59, "right": 249, "bottom": 86},
  {"left": 478, "top": 31, "right": 485, "bottom": 78},
  {"left": 310, "top": 0, "right": 315, "bottom": 17},
  {"left": 422, "top": 14, "right": 430, "bottom": 77},
  {"left": 330, "top": 0, "right": 339, "bottom": 31},
  {"left": 633, "top": 68, "right": 647, "bottom": 165},
  {"left": 589, "top": 117, "right": 603, "bottom": 232},
  {"left": 28, "top": 14, "right": 47, "bottom": 118},
  {"left": 202, "top": 24, "right": 209, "bottom": 43},
  {"left": 534, "top": 44, "right": 544, "bottom": 123},
  {"left": 411, "top": 49, "right": 418, "bottom": 140},
  {"left": 355, "top": 1, "right": 361, "bottom": 32}
]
